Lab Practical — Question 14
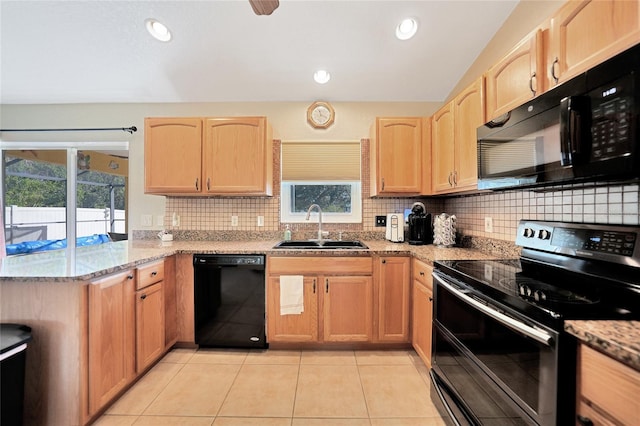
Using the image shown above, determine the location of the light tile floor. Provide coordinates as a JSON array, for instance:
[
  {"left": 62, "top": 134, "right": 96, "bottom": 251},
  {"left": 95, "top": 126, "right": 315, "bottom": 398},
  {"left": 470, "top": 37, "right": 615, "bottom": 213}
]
[{"left": 94, "top": 348, "right": 446, "bottom": 426}]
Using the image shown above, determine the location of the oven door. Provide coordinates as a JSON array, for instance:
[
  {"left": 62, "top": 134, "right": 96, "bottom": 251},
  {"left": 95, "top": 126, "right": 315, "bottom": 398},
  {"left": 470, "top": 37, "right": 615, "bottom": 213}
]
[{"left": 431, "top": 271, "right": 560, "bottom": 426}]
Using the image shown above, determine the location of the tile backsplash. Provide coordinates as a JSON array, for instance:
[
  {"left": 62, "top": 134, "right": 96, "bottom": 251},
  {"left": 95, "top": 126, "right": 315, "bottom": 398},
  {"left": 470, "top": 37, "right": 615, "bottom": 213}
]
[
  {"left": 444, "top": 183, "right": 640, "bottom": 241},
  {"left": 163, "top": 138, "right": 639, "bottom": 242}
]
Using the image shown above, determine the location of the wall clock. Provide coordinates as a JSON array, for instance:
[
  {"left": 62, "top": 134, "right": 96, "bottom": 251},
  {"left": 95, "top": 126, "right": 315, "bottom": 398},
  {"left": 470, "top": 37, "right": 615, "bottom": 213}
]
[{"left": 307, "top": 101, "right": 335, "bottom": 129}]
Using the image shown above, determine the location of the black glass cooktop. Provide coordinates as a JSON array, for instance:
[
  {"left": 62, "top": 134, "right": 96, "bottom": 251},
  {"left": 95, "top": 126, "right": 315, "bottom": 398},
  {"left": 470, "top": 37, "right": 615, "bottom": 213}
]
[{"left": 434, "top": 258, "right": 639, "bottom": 326}]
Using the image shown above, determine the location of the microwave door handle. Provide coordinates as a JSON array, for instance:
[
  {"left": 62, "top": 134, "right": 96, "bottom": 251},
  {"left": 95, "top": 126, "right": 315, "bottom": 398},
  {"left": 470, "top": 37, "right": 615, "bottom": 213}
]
[
  {"left": 561, "top": 96, "right": 590, "bottom": 167},
  {"left": 433, "top": 274, "right": 555, "bottom": 347}
]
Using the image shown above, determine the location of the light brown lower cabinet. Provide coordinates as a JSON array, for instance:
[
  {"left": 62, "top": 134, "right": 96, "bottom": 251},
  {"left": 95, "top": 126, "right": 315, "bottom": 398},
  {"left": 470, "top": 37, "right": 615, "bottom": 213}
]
[
  {"left": 374, "top": 256, "right": 411, "bottom": 342},
  {"left": 87, "top": 269, "right": 136, "bottom": 415},
  {"left": 576, "top": 343, "right": 640, "bottom": 425},
  {"left": 163, "top": 255, "right": 178, "bottom": 348},
  {"left": 411, "top": 259, "right": 433, "bottom": 367},
  {"left": 135, "top": 260, "right": 166, "bottom": 373},
  {"left": 267, "top": 256, "right": 373, "bottom": 343}
]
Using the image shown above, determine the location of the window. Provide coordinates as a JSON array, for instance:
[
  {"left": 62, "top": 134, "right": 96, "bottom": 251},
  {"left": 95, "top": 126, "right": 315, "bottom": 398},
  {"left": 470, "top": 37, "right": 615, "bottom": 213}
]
[
  {"left": 1, "top": 141, "right": 128, "bottom": 254},
  {"left": 281, "top": 141, "right": 361, "bottom": 223}
]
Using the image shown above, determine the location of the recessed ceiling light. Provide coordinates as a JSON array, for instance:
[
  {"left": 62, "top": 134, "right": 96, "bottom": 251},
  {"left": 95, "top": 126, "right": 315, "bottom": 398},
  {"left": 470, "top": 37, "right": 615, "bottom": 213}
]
[
  {"left": 313, "top": 70, "right": 331, "bottom": 84},
  {"left": 396, "top": 18, "right": 418, "bottom": 40},
  {"left": 145, "top": 19, "right": 172, "bottom": 42}
]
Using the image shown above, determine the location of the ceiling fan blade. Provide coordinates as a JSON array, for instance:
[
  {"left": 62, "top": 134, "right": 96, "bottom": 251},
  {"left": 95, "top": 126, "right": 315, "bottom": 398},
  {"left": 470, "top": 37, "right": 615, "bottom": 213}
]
[{"left": 249, "top": 0, "right": 279, "bottom": 15}]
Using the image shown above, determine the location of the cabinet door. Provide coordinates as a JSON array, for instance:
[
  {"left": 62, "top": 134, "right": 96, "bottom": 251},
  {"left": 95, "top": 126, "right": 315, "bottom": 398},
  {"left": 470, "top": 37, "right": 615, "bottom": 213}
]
[
  {"left": 203, "top": 117, "right": 273, "bottom": 195},
  {"left": 267, "top": 276, "right": 318, "bottom": 342},
  {"left": 136, "top": 282, "right": 165, "bottom": 373},
  {"left": 88, "top": 270, "right": 135, "bottom": 414},
  {"left": 550, "top": 0, "right": 640, "bottom": 86},
  {"left": 372, "top": 118, "right": 423, "bottom": 195},
  {"left": 376, "top": 257, "right": 410, "bottom": 342},
  {"left": 485, "top": 29, "right": 543, "bottom": 120},
  {"left": 453, "top": 78, "right": 484, "bottom": 192},
  {"left": 323, "top": 276, "right": 373, "bottom": 342},
  {"left": 144, "top": 117, "right": 203, "bottom": 194},
  {"left": 411, "top": 279, "right": 433, "bottom": 368},
  {"left": 431, "top": 102, "right": 455, "bottom": 194}
]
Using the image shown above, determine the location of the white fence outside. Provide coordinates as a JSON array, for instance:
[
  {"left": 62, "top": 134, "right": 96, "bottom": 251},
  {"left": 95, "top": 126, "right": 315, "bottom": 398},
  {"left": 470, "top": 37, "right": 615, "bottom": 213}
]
[{"left": 4, "top": 206, "right": 125, "bottom": 244}]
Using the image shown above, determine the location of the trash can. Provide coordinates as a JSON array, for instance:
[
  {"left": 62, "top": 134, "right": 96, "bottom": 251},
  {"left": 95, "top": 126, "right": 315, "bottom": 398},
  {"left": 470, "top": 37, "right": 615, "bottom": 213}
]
[{"left": 1, "top": 324, "right": 32, "bottom": 426}]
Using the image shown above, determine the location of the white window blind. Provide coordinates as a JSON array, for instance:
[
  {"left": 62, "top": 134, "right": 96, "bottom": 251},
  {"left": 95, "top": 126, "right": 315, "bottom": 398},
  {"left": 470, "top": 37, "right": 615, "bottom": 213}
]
[{"left": 281, "top": 141, "right": 360, "bottom": 181}]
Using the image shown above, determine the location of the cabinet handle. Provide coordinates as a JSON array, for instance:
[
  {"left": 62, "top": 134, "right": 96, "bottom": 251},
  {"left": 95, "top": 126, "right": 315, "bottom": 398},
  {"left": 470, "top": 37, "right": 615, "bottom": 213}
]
[
  {"left": 382, "top": 259, "right": 386, "bottom": 264},
  {"left": 325, "top": 278, "right": 329, "bottom": 293},
  {"left": 381, "top": 177, "right": 385, "bottom": 191},
  {"left": 207, "top": 177, "right": 211, "bottom": 191},
  {"left": 429, "top": 296, "right": 433, "bottom": 302},
  {"left": 453, "top": 170, "right": 458, "bottom": 185},
  {"left": 151, "top": 271, "right": 157, "bottom": 276},
  {"left": 551, "top": 57, "right": 559, "bottom": 84},
  {"left": 447, "top": 172, "right": 453, "bottom": 187},
  {"left": 313, "top": 278, "right": 316, "bottom": 294},
  {"left": 419, "top": 271, "right": 425, "bottom": 276},
  {"left": 140, "top": 294, "right": 147, "bottom": 300},
  {"left": 576, "top": 415, "right": 593, "bottom": 426},
  {"left": 195, "top": 178, "right": 199, "bottom": 191},
  {"left": 529, "top": 71, "right": 537, "bottom": 96},
  {"left": 127, "top": 274, "right": 134, "bottom": 280}
]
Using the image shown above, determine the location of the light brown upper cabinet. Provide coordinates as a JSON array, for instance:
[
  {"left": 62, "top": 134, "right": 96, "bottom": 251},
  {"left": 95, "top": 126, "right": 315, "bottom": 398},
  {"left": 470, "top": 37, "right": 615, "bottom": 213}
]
[
  {"left": 144, "top": 117, "right": 203, "bottom": 194},
  {"left": 370, "top": 117, "right": 425, "bottom": 196},
  {"left": 432, "top": 78, "right": 484, "bottom": 194},
  {"left": 144, "top": 116, "right": 273, "bottom": 196},
  {"left": 548, "top": 0, "right": 640, "bottom": 87},
  {"left": 485, "top": 29, "right": 544, "bottom": 120}
]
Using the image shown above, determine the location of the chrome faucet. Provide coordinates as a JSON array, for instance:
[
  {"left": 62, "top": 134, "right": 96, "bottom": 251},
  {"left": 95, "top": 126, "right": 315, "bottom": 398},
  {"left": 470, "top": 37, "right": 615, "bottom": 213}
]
[{"left": 305, "top": 204, "right": 323, "bottom": 241}]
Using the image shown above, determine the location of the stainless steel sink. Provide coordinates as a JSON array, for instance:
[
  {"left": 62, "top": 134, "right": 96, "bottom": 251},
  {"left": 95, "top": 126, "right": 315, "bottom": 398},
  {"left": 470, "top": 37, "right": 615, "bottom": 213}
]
[{"left": 273, "top": 240, "right": 368, "bottom": 249}]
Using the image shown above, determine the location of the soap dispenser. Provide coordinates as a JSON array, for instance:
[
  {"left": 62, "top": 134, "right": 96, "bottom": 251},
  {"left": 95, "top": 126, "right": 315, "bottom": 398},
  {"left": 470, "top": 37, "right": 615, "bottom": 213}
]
[{"left": 283, "top": 225, "right": 292, "bottom": 241}]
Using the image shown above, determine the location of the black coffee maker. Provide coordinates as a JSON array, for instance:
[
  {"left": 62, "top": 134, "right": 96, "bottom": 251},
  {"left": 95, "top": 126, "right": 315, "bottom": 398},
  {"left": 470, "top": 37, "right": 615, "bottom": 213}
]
[{"left": 408, "top": 202, "right": 433, "bottom": 245}]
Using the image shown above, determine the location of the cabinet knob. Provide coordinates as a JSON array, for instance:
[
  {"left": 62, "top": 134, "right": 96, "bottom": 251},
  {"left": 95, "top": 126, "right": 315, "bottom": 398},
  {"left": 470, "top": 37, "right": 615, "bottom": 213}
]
[
  {"left": 576, "top": 415, "right": 593, "bottom": 426},
  {"left": 140, "top": 294, "right": 147, "bottom": 300},
  {"left": 127, "top": 274, "right": 134, "bottom": 280},
  {"left": 151, "top": 271, "right": 157, "bottom": 276},
  {"left": 419, "top": 271, "right": 425, "bottom": 276},
  {"left": 382, "top": 259, "right": 386, "bottom": 264},
  {"left": 429, "top": 296, "right": 433, "bottom": 302},
  {"left": 195, "top": 178, "right": 199, "bottom": 191}
]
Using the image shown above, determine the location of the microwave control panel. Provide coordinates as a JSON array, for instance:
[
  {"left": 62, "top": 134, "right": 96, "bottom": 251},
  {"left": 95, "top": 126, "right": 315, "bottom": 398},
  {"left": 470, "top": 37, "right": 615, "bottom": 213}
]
[{"left": 590, "top": 74, "right": 634, "bottom": 161}]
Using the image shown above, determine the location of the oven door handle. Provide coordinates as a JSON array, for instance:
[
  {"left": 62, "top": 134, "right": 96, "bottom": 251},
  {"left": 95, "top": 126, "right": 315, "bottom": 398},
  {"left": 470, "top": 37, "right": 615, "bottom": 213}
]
[{"left": 434, "top": 274, "right": 555, "bottom": 347}]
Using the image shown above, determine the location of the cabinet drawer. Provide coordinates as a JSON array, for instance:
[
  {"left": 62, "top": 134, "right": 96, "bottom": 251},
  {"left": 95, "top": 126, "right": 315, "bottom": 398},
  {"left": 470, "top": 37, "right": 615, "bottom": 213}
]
[
  {"left": 136, "top": 260, "right": 164, "bottom": 290},
  {"left": 269, "top": 256, "right": 372, "bottom": 275},
  {"left": 412, "top": 258, "right": 432, "bottom": 288},
  {"left": 577, "top": 344, "right": 640, "bottom": 425}
]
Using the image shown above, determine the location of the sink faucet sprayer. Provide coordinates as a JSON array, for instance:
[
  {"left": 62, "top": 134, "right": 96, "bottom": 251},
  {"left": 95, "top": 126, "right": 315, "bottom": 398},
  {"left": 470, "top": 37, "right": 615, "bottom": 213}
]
[{"left": 305, "top": 204, "right": 324, "bottom": 241}]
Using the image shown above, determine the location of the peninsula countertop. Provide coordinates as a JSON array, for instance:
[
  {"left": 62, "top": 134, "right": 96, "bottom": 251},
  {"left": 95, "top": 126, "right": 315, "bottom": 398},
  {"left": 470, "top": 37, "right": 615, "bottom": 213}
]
[{"left": 0, "top": 239, "right": 503, "bottom": 281}]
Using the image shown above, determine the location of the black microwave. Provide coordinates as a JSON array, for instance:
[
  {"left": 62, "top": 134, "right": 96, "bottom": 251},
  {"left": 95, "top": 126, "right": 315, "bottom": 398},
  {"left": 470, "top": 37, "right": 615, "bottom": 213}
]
[{"left": 477, "top": 43, "right": 640, "bottom": 190}]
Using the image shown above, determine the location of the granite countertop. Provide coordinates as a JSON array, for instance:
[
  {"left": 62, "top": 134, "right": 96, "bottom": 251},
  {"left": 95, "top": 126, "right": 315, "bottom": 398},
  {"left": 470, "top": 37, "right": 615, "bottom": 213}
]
[
  {"left": 0, "top": 239, "right": 502, "bottom": 281},
  {"left": 565, "top": 320, "right": 640, "bottom": 371}
]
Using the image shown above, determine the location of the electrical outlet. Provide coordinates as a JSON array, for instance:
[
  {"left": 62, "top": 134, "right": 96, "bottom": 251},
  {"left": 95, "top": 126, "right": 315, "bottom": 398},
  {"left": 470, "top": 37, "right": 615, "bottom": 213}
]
[
  {"left": 375, "top": 215, "right": 387, "bottom": 227},
  {"left": 172, "top": 212, "right": 180, "bottom": 227},
  {"left": 257, "top": 216, "right": 264, "bottom": 227},
  {"left": 141, "top": 214, "right": 152, "bottom": 227},
  {"left": 231, "top": 215, "right": 239, "bottom": 227},
  {"left": 485, "top": 217, "right": 493, "bottom": 233}
]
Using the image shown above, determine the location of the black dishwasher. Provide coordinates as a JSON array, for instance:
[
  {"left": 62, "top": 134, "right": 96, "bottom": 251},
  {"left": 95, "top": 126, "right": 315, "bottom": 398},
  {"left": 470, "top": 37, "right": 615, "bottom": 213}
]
[{"left": 193, "top": 254, "right": 267, "bottom": 349}]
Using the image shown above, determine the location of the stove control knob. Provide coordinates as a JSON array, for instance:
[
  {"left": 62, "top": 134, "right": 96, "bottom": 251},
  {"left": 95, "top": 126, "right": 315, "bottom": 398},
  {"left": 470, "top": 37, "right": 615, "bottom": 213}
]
[
  {"left": 519, "top": 284, "right": 532, "bottom": 297},
  {"left": 522, "top": 228, "right": 535, "bottom": 238},
  {"left": 538, "top": 229, "right": 551, "bottom": 240},
  {"left": 533, "top": 290, "right": 547, "bottom": 302}
]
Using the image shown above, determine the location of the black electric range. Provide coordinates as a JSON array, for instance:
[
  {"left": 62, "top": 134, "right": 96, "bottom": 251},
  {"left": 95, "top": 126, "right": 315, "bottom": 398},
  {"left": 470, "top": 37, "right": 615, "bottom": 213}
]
[{"left": 430, "top": 220, "right": 640, "bottom": 426}]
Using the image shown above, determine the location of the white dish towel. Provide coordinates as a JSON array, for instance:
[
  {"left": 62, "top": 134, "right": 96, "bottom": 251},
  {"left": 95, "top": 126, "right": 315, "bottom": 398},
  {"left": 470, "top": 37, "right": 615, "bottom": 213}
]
[{"left": 280, "top": 275, "right": 304, "bottom": 315}]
